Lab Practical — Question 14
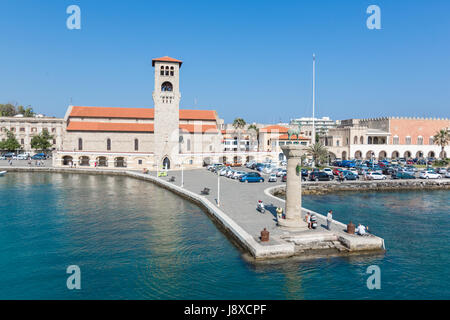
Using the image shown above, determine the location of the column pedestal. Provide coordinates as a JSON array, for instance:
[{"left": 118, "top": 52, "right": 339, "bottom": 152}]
[{"left": 278, "top": 145, "right": 308, "bottom": 231}]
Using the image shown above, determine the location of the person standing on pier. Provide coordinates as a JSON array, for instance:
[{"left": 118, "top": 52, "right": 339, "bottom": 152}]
[{"left": 327, "top": 210, "right": 333, "bottom": 230}]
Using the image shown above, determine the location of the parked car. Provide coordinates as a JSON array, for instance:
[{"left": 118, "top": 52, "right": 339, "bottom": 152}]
[
  {"left": 16, "top": 153, "right": 31, "bottom": 160},
  {"left": 240, "top": 172, "right": 264, "bottom": 183},
  {"left": 342, "top": 171, "right": 359, "bottom": 181},
  {"left": 276, "top": 169, "right": 287, "bottom": 177},
  {"left": 332, "top": 168, "right": 344, "bottom": 176},
  {"left": 2, "top": 152, "right": 15, "bottom": 159},
  {"left": 419, "top": 170, "right": 441, "bottom": 179},
  {"left": 437, "top": 168, "right": 447, "bottom": 174},
  {"left": 367, "top": 172, "right": 387, "bottom": 180},
  {"left": 268, "top": 174, "right": 277, "bottom": 182},
  {"left": 282, "top": 174, "right": 287, "bottom": 182},
  {"left": 232, "top": 171, "right": 247, "bottom": 180},
  {"left": 392, "top": 171, "right": 416, "bottom": 179},
  {"left": 323, "top": 168, "right": 333, "bottom": 176},
  {"left": 31, "top": 153, "right": 47, "bottom": 160},
  {"left": 309, "top": 172, "right": 334, "bottom": 182},
  {"left": 445, "top": 171, "right": 450, "bottom": 178}
]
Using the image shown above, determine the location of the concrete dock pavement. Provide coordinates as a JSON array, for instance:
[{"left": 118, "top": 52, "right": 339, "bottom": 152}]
[{"left": 147, "top": 168, "right": 386, "bottom": 259}]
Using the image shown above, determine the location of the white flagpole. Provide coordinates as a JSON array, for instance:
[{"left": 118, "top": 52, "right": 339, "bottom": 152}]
[{"left": 312, "top": 53, "right": 316, "bottom": 168}]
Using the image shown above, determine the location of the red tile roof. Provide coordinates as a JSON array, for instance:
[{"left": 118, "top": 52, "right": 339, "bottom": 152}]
[
  {"left": 278, "top": 134, "right": 309, "bottom": 140},
  {"left": 260, "top": 125, "right": 289, "bottom": 133},
  {"left": 67, "top": 122, "right": 155, "bottom": 133},
  {"left": 70, "top": 106, "right": 155, "bottom": 119},
  {"left": 179, "top": 124, "right": 218, "bottom": 133},
  {"left": 69, "top": 106, "right": 217, "bottom": 121},
  {"left": 152, "top": 56, "right": 183, "bottom": 67}
]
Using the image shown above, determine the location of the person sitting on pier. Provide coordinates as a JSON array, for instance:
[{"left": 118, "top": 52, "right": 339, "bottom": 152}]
[
  {"left": 276, "top": 207, "right": 283, "bottom": 220},
  {"left": 356, "top": 224, "right": 366, "bottom": 236}
]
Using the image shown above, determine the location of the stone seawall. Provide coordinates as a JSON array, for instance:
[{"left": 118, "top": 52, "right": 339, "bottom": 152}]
[{"left": 271, "top": 179, "right": 450, "bottom": 196}]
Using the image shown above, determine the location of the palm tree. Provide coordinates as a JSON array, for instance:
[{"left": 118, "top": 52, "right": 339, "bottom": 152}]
[
  {"left": 247, "top": 124, "right": 259, "bottom": 151},
  {"left": 306, "top": 142, "right": 329, "bottom": 167},
  {"left": 232, "top": 118, "right": 246, "bottom": 153},
  {"left": 433, "top": 129, "right": 449, "bottom": 159}
]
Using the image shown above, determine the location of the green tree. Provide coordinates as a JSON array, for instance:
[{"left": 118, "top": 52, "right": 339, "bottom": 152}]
[
  {"left": 433, "top": 129, "right": 449, "bottom": 159},
  {"left": 30, "top": 129, "right": 54, "bottom": 152},
  {"left": 306, "top": 142, "right": 329, "bottom": 166},
  {"left": 0, "top": 103, "right": 17, "bottom": 117},
  {"left": 0, "top": 130, "right": 21, "bottom": 152}
]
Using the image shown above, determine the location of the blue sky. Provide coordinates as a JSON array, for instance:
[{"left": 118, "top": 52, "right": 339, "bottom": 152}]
[{"left": 0, "top": 0, "right": 449, "bottom": 123}]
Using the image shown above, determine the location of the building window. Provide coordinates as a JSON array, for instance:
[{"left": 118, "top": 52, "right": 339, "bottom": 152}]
[
  {"left": 405, "top": 136, "right": 411, "bottom": 145},
  {"left": 165, "top": 66, "right": 169, "bottom": 76},
  {"left": 417, "top": 136, "right": 423, "bottom": 145},
  {"left": 160, "top": 66, "right": 164, "bottom": 76},
  {"left": 393, "top": 136, "right": 399, "bottom": 144},
  {"left": 187, "top": 139, "right": 191, "bottom": 151},
  {"left": 134, "top": 139, "right": 139, "bottom": 151},
  {"left": 20, "top": 127, "right": 25, "bottom": 132},
  {"left": 78, "top": 138, "right": 83, "bottom": 151},
  {"left": 53, "top": 139, "right": 56, "bottom": 145},
  {"left": 161, "top": 82, "right": 173, "bottom": 92},
  {"left": 429, "top": 137, "right": 434, "bottom": 145},
  {"left": 52, "top": 128, "right": 56, "bottom": 133},
  {"left": 354, "top": 136, "right": 358, "bottom": 144},
  {"left": 138, "top": 160, "right": 143, "bottom": 165},
  {"left": 170, "top": 66, "right": 174, "bottom": 76},
  {"left": 360, "top": 136, "right": 364, "bottom": 144},
  {"left": 21, "top": 139, "right": 24, "bottom": 144},
  {"left": 31, "top": 127, "right": 37, "bottom": 132},
  {"left": 11, "top": 127, "right": 15, "bottom": 132},
  {"left": 107, "top": 138, "right": 111, "bottom": 151},
  {"left": 336, "top": 140, "right": 340, "bottom": 147}
]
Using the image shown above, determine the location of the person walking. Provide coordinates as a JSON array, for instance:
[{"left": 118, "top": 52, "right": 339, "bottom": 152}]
[
  {"left": 306, "top": 212, "right": 312, "bottom": 229},
  {"left": 326, "top": 210, "right": 333, "bottom": 230}
]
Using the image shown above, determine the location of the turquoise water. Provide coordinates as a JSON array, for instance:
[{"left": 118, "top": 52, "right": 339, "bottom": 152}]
[{"left": 0, "top": 173, "right": 449, "bottom": 299}]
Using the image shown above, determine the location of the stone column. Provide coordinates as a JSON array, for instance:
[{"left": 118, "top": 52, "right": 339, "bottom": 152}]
[{"left": 278, "top": 145, "right": 308, "bottom": 231}]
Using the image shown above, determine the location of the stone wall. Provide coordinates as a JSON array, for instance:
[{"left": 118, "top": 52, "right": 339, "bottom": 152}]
[{"left": 271, "top": 179, "right": 450, "bottom": 196}]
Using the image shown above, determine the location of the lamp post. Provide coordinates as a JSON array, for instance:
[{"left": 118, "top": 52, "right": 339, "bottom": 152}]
[
  {"left": 181, "top": 160, "right": 184, "bottom": 188},
  {"left": 217, "top": 172, "right": 220, "bottom": 207}
]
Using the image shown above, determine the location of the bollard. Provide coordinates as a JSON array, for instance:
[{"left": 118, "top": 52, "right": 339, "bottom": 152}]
[
  {"left": 260, "top": 228, "right": 270, "bottom": 242},
  {"left": 347, "top": 221, "right": 355, "bottom": 234}
]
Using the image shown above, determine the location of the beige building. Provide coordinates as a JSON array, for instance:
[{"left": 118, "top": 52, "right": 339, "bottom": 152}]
[
  {"left": 53, "top": 56, "right": 279, "bottom": 170},
  {"left": 0, "top": 116, "right": 64, "bottom": 152},
  {"left": 321, "top": 117, "right": 450, "bottom": 161}
]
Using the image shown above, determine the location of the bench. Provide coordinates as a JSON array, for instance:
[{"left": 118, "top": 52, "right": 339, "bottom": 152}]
[
  {"left": 201, "top": 187, "right": 210, "bottom": 195},
  {"left": 169, "top": 176, "right": 176, "bottom": 182}
]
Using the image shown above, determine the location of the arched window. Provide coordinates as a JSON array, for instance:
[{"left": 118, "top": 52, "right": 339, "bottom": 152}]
[
  {"left": 161, "top": 81, "right": 173, "bottom": 92},
  {"left": 165, "top": 66, "right": 169, "bottom": 76},
  {"left": 187, "top": 139, "right": 191, "bottom": 151},
  {"left": 429, "top": 137, "right": 434, "bottom": 145},
  {"left": 417, "top": 136, "right": 423, "bottom": 145},
  {"left": 160, "top": 66, "right": 164, "bottom": 76},
  {"left": 107, "top": 138, "right": 111, "bottom": 151},
  {"left": 134, "top": 138, "right": 139, "bottom": 151},
  {"left": 405, "top": 136, "right": 411, "bottom": 145},
  {"left": 78, "top": 138, "right": 83, "bottom": 151},
  {"left": 354, "top": 136, "right": 358, "bottom": 144},
  {"left": 393, "top": 136, "right": 399, "bottom": 144},
  {"left": 360, "top": 136, "right": 364, "bottom": 144},
  {"left": 170, "top": 66, "right": 174, "bottom": 76}
]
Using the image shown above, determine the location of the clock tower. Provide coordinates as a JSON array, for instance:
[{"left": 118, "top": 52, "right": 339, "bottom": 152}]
[{"left": 152, "top": 56, "right": 183, "bottom": 169}]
